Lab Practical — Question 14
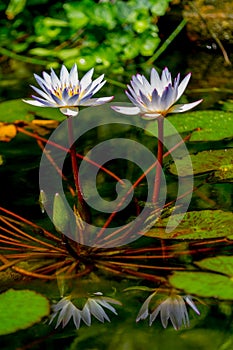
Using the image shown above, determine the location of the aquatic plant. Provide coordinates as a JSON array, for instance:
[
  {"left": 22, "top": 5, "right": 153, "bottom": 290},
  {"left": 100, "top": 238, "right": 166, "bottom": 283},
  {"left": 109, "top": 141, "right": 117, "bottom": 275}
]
[
  {"left": 111, "top": 67, "right": 202, "bottom": 119},
  {"left": 23, "top": 64, "right": 113, "bottom": 117},
  {"left": 1, "top": 58, "right": 233, "bottom": 348}
]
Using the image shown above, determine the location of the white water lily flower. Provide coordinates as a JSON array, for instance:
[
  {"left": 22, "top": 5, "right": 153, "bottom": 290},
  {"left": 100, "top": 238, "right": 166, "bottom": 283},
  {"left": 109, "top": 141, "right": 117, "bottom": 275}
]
[
  {"left": 111, "top": 67, "right": 202, "bottom": 119},
  {"left": 49, "top": 292, "right": 121, "bottom": 329},
  {"left": 23, "top": 64, "right": 114, "bottom": 117},
  {"left": 136, "top": 293, "right": 200, "bottom": 330}
]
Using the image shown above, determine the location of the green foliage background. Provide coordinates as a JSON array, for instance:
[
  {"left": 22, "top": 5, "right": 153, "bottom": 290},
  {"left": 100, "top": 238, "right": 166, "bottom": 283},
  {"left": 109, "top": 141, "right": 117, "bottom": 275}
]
[{"left": 0, "top": 0, "right": 171, "bottom": 75}]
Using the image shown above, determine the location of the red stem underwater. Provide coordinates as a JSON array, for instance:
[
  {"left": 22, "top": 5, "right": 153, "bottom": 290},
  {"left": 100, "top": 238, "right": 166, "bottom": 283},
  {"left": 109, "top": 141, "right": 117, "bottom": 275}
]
[
  {"left": 67, "top": 117, "right": 84, "bottom": 210},
  {"left": 153, "top": 116, "right": 164, "bottom": 204}
]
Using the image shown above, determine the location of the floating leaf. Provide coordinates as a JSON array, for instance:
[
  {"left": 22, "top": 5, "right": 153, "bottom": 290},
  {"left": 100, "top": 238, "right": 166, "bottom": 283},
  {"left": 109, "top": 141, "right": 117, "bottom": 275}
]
[
  {"left": 146, "top": 110, "right": 233, "bottom": 141},
  {"left": 0, "top": 289, "right": 50, "bottom": 335},
  {"left": 168, "top": 149, "right": 233, "bottom": 182},
  {"left": 0, "top": 155, "right": 3, "bottom": 165},
  {"left": 146, "top": 210, "right": 233, "bottom": 239},
  {"left": 0, "top": 99, "right": 64, "bottom": 123},
  {"left": 195, "top": 256, "right": 233, "bottom": 277},
  {"left": 0, "top": 123, "right": 17, "bottom": 142},
  {"left": 169, "top": 271, "right": 233, "bottom": 300}
]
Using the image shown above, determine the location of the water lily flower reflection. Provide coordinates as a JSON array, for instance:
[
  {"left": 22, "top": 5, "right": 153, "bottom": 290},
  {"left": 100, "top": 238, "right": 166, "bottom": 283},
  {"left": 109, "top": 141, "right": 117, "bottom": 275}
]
[
  {"left": 49, "top": 292, "right": 121, "bottom": 329},
  {"left": 136, "top": 292, "right": 200, "bottom": 330},
  {"left": 112, "top": 67, "right": 202, "bottom": 119},
  {"left": 23, "top": 64, "right": 114, "bottom": 116}
]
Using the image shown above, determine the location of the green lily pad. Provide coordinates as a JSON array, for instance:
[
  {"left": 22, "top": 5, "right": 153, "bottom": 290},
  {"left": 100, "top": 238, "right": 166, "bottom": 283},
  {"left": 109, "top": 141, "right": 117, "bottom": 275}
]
[
  {"left": 0, "top": 289, "right": 50, "bottom": 335},
  {"left": 169, "top": 271, "right": 233, "bottom": 300},
  {"left": 146, "top": 110, "right": 233, "bottom": 141},
  {"left": 168, "top": 149, "right": 233, "bottom": 181},
  {"left": 195, "top": 256, "right": 233, "bottom": 277},
  {"left": 146, "top": 210, "right": 233, "bottom": 239},
  {"left": 0, "top": 99, "right": 65, "bottom": 122}
]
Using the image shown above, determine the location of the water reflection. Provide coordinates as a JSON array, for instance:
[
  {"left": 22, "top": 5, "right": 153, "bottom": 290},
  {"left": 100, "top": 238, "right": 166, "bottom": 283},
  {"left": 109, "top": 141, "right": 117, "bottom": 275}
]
[
  {"left": 49, "top": 292, "right": 121, "bottom": 329},
  {"left": 136, "top": 291, "right": 200, "bottom": 330}
]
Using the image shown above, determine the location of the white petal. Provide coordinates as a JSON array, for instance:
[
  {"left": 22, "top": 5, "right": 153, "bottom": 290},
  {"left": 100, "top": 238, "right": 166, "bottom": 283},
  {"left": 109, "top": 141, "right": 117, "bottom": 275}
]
[
  {"left": 73, "top": 309, "right": 81, "bottom": 329},
  {"left": 160, "top": 300, "right": 170, "bottom": 328},
  {"left": 169, "top": 99, "right": 203, "bottom": 113},
  {"left": 60, "top": 65, "right": 69, "bottom": 85},
  {"left": 90, "top": 74, "right": 105, "bottom": 91},
  {"left": 22, "top": 99, "right": 47, "bottom": 107},
  {"left": 111, "top": 106, "right": 140, "bottom": 115},
  {"left": 177, "top": 297, "right": 190, "bottom": 328},
  {"left": 69, "top": 64, "right": 79, "bottom": 85},
  {"left": 176, "top": 73, "right": 191, "bottom": 101},
  {"left": 55, "top": 302, "right": 70, "bottom": 328},
  {"left": 184, "top": 296, "right": 200, "bottom": 315},
  {"left": 89, "top": 80, "right": 106, "bottom": 96},
  {"left": 61, "top": 302, "right": 76, "bottom": 328},
  {"left": 87, "top": 299, "right": 110, "bottom": 322},
  {"left": 60, "top": 107, "right": 79, "bottom": 116},
  {"left": 52, "top": 297, "right": 70, "bottom": 312},
  {"left": 125, "top": 90, "right": 139, "bottom": 106},
  {"left": 98, "top": 296, "right": 122, "bottom": 306},
  {"left": 150, "top": 68, "right": 161, "bottom": 90},
  {"left": 142, "top": 112, "right": 162, "bottom": 119},
  {"left": 43, "top": 71, "right": 52, "bottom": 86},
  {"left": 80, "top": 68, "right": 94, "bottom": 90},
  {"left": 136, "top": 291, "right": 157, "bottom": 322},
  {"left": 133, "top": 74, "right": 144, "bottom": 86},
  {"left": 161, "top": 67, "right": 172, "bottom": 88},
  {"left": 149, "top": 305, "right": 161, "bottom": 326},
  {"left": 160, "top": 84, "right": 175, "bottom": 111},
  {"left": 141, "top": 75, "right": 153, "bottom": 95},
  {"left": 80, "top": 96, "right": 114, "bottom": 106},
  {"left": 30, "top": 85, "right": 53, "bottom": 101},
  {"left": 49, "top": 311, "right": 58, "bottom": 325},
  {"left": 50, "top": 68, "right": 61, "bottom": 87},
  {"left": 127, "top": 84, "right": 140, "bottom": 101},
  {"left": 81, "top": 304, "right": 91, "bottom": 326},
  {"left": 169, "top": 297, "right": 185, "bottom": 330},
  {"left": 95, "top": 299, "right": 118, "bottom": 315},
  {"left": 131, "top": 74, "right": 146, "bottom": 93},
  {"left": 34, "top": 74, "right": 50, "bottom": 92}
]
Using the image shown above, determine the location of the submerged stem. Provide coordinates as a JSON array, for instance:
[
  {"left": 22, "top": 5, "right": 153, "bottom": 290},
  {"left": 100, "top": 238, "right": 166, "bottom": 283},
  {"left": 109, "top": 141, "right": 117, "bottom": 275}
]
[
  {"left": 153, "top": 116, "right": 164, "bottom": 204},
  {"left": 67, "top": 117, "right": 82, "bottom": 202},
  {"left": 67, "top": 116, "right": 89, "bottom": 223}
]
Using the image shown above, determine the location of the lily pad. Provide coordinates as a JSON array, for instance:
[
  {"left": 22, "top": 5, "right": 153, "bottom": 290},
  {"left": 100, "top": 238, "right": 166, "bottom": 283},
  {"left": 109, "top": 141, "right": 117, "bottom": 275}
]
[
  {"left": 146, "top": 110, "right": 233, "bottom": 141},
  {"left": 168, "top": 149, "right": 233, "bottom": 182},
  {"left": 0, "top": 289, "right": 50, "bottom": 335},
  {"left": 195, "top": 256, "right": 233, "bottom": 277},
  {"left": 169, "top": 271, "right": 233, "bottom": 300},
  {"left": 146, "top": 210, "right": 233, "bottom": 239},
  {"left": 0, "top": 99, "right": 64, "bottom": 122}
]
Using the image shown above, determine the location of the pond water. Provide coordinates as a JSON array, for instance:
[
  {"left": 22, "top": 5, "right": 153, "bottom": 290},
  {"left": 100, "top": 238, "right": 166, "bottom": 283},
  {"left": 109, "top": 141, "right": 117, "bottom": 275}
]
[{"left": 0, "top": 24, "right": 233, "bottom": 350}]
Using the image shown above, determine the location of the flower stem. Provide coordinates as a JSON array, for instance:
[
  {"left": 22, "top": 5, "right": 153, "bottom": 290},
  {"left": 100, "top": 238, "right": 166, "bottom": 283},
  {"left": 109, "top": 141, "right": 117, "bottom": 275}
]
[
  {"left": 67, "top": 116, "right": 89, "bottom": 222},
  {"left": 16, "top": 126, "right": 123, "bottom": 184},
  {"left": 153, "top": 117, "right": 167, "bottom": 260},
  {"left": 153, "top": 116, "right": 164, "bottom": 204}
]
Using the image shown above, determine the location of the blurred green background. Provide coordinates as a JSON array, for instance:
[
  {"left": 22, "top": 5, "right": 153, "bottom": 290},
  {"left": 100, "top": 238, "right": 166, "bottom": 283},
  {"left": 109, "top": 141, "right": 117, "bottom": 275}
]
[{"left": 0, "top": 0, "right": 172, "bottom": 75}]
